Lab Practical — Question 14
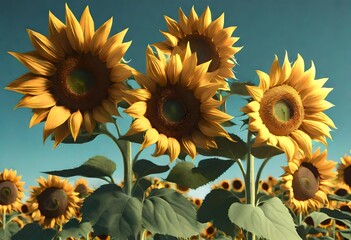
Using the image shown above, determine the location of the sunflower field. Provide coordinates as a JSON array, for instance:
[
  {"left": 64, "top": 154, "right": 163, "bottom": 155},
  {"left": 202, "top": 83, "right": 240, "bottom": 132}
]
[{"left": 1, "top": 1, "right": 351, "bottom": 240}]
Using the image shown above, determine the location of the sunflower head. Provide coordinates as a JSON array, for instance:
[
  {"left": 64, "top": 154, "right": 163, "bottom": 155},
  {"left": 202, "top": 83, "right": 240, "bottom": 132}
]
[
  {"left": 241, "top": 53, "right": 335, "bottom": 161},
  {"left": 6, "top": 4, "right": 134, "bottom": 147},
  {"left": 26, "top": 175, "right": 79, "bottom": 229},
  {"left": 280, "top": 148, "right": 336, "bottom": 214},
  {"left": 0, "top": 169, "right": 24, "bottom": 214},
  {"left": 124, "top": 44, "right": 233, "bottom": 161},
  {"left": 337, "top": 154, "right": 351, "bottom": 188},
  {"left": 153, "top": 6, "right": 242, "bottom": 89},
  {"left": 201, "top": 222, "right": 217, "bottom": 239},
  {"left": 231, "top": 178, "right": 245, "bottom": 192},
  {"left": 74, "top": 178, "right": 92, "bottom": 198}
]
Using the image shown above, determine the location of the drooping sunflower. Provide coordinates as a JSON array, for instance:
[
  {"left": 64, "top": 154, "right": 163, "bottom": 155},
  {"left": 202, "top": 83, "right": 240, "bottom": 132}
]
[
  {"left": 0, "top": 169, "right": 25, "bottom": 214},
  {"left": 241, "top": 53, "right": 335, "bottom": 161},
  {"left": 26, "top": 175, "right": 79, "bottom": 229},
  {"left": 124, "top": 45, "right": 233, "bottom": 161},
  {"left": 280, "top": 148, "right": 336, "bottom": 214},
  {"left": 337, "top": 153, "right": 351, "bottom": 189},
  {"left": 6, "top": 4, "right": 133, "bottom": 147},
  {"left": 74, "top": 178, "right": 92, "bottom": 198},
  {"left": 153, "top": 6, "right": 242, "bottom": 89}
]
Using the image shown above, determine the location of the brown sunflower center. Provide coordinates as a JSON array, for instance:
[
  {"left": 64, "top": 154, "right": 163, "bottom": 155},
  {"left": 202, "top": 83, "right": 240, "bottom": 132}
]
[
  {"left": 261, "top": 182, "right": 270, "bottom": 191},
  {"left": 292, "top": 163, "right": 319, "bottom": 201},
  {"left": 178, "top": 34, "right": 220, "bottom": 72},
  {"left": 37, "top": 187, "right": 69, "bottom": 218},
  {"left": 259, "top": 84, "right": 304, "bottom": 136},
  {"left": 335, "top": 188, "right": 348, "bottom": 196},
  {"left": 232, "top": 179, "right": 243, "bottom": 191},
  {"left": 343, "top": 166, "right": 351, "bottom": 187},
  {"left": 74, "top": 184, "right": 89, "bottom": 198},
  {"left": 206, "top": 226, "right": 215, "bottom": 235},
  {"left": 146, "top": 84, "right": 201, "bottom": 139},
  {"left": 51, "top": 53, "right": 111, "bottom": 112},
  {"left": 0, "top": 181, "right": 18, "bottom": 205}
]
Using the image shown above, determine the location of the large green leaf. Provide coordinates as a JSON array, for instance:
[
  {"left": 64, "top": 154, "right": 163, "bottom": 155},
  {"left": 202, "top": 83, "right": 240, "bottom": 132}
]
[
  {"left": 56, "top": 219, "right": 92, "bottom": 239},
  {"left": 251, "top": 144, "right": 284, "bottom": 159},
  {"left": 228, "top": 197, "right": 301, "bottom": 240},
  {"left": 166, "top": 158, "right": 235, "bottom": 189},
  {"left": 142, "top": 188, "right": 204, "bottom": 238},
  {"left": 132, "top": 178, "right": 152, "bottom": 200},
  {"left": 43, "top": 155, "right": 116, "bottom": 179},
  {"left": 12, "top": 223, "right": 56, "bottom": 240},
  {"left": 198, "top": 189, "right": 241, "bottom": 236},
  {"left": 197, "top": 134, "right": 247, "bottom": 160},
  {"left": 133, "top": 159, "right": 170, "bottom": 179},
  {"left": 81, "top": 184, "right": 142, "bottom": 239},
  {"left": 0, "top": 221, "right": 20, "bottom": 240}
]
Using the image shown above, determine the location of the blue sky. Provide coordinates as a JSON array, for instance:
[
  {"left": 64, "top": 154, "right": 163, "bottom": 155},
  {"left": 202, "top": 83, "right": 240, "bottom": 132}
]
[{"left": 1, "top": 0, "right": 350, "bottom": 198}]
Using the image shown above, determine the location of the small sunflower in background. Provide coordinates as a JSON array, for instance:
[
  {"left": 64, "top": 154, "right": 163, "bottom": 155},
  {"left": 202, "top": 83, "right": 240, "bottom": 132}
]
[
  {"left": 74, "top": 178, "right": 92, "bottom": 198},
  {"left": 280, "top": 148, "right": 336, "bottom": 214},
  {"left": 6, "top": 4, "right": 134, "bottom": 147},
  {"left": 124, "top": 44, "right": 233, "bottom": 161},
  {"left": 337, "top": 153, "right": 351, "bottom": 189},
  {"left": 231, "top": 178, "right": 245, "bottom": 193},
  {"left": 218, "top": 179, "right": 231, "bottom": 191},
  {"left": 241, "top": 53, "right": 335, "bottom": 161},
  {"left": 154, "top": 6, "right": 241, "bottom": 89},
  {"left": 258, "top": 180, "right": 272, "bottom": 195},
  {"left": 200, "top": 222, "right": 217, "bottom": 239},
  {"left": 26, "top": 175, "right": 79, "bottom": 229},
  {"left": 0, "top": 169, "right": 24, "bottom": 214}
]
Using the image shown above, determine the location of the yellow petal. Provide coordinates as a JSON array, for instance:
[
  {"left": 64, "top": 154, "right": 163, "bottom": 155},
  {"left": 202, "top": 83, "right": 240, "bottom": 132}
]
[
  {"left": 6, "top": 74, "right": 52, "bottom": 95},
  {"left": 45, "top": 105, "right": 71, "bottom": 132},
  {"left": 8, "top": 51, "right": 56, "bottom": 76},
  {"left": 290, "top": 130, "right": 312, "bottom": 159},
  {"left": 178, "top": 8, "right": 189, "bottom": 34},
  {"left": 302, "top": 119, "right": 332, "bottom": 140},
  {"left": 124, "top": 101, "right": 147, "bottom": 118},
  {"left": 212, "top": 26, "right": 237, "bottom": 47},
  {"left": 246, "top": 85, "right": 263, "bottom": 101},
  {"left": 304, "top": 112, "right": 336, "bottom": 129},
  {"left": 280, "top": 52, "right": 292, "bottom": 84},
  {"left": 65, "top": 3, "right": 84, "bottom": 52},
  {"left": 53, "top": 123, "right": 71, "bottom": 148},
  {"left": 166, "top": 54, "right": 182, "bottom": 85},
  {"left": 83, "top": 111, "right": 96, "bottom": 134},
  {"left": 132, "top": 70, "right": 156, "bottom": 93},
  {"left": 164, "top": 16, "right": 181, "bottom": 38},
  {"left": 206, "top": 13, "right": 224, "bottom": 37},
  {"left": 27, "top": 29, "right": 63, "bottom": 62},
  {"left": 15, "top": 93, "right": 56, "bottom": 109},
  {"left": 92, "top": 105, "right": 113, "bottom": 123},
  {"left": 181, "top": 137, "right": 197, "bottom": 159},
  {"left": 125, "top": 117, "right": 152, "bottom": 136},
  {"left": 197, "top": 6, "right": 211, "bottom": 34},
  {"left": 202, "top": 108, "right": 233, "bottom": 123},
  {"left": 90, "top": 17, "right": 113, "bottom": 55},
  {"left": 99, "top": 28, "right": 128, "bottom": 61},
  {"left": 110, "top": 63, "right": 132, "bottom": 83},
  {"left": 160, "top": 30, "right": 179, "bottom": 47},
  {"left": 168, "top": 137, "right": 181, "bottom": 162},
  {"left": 304, "top": 100, "right": 334, "bottom": 113},
  {"left": 101, "top": 99, "right": 119, "bottom": 116},
  {"left": 106, "top": 41, "right": 132, "bottom": 68},
  {"left": 141, "top": 128, "right": 159, "bottom": 150},
  {"left": 198, "top": 119, "right": 229, "bottom": 138},
  {"left": 48, "top": 11, "right": 72, "bottom": 54},
  {"left": 195, "top": 83, "right": 221, "bottom": 102},
  {"left": 287, "top": 54, "right": 305, "bottom": 86},
  {"left": 153, "top": 134, "right": 169, "bottom": 157},
  {"left": 146, "top": 53, "right": 167, "bottom": 87},
  {"left": 188, "top": 6, "right": 199, "bottom": 31},
  {"left": 79, "top": 6, "right": 95, "bottom": 53},
  {"left": 69, "top": 110, "right": 83, "bottom": 141},
  {"left": 269, "top": 55, "right": 281, "bottom": 86},
  {"left": 29, "top": 109, "right": 50, "bottom": 128},
  {"left": 191, "top": 129, "right": 209, "bottom": 149},
  {"left": 277, "top": 136, "right": 297, "bottom": 161}
]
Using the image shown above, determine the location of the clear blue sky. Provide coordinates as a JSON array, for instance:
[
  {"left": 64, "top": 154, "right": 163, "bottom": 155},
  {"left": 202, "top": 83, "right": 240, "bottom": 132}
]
[{"left": 1, "top": 0, "right": 350, "bottom": 198}]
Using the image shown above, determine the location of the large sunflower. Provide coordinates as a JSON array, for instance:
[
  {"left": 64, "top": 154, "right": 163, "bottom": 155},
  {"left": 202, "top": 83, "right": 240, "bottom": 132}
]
[
  {"left": 241, "top": 53, "right": 335, "bottom": 161},
  {"left": 26, "top": 175, "right": 79, "bottom": 229},
  {"left": 337, "top": 153, "right": 351, "bottom": 189},
  {"left": 0, "top": 169, "right": 24, "bottom": 214},
  {"left": 153, "top": 6, "right": 241, "bottom": 89},
  {"left": 280, "top": 148, "right": 336, "bottom": 214},
  {"left": 6, "top": 4, "right": 133, "bottom": 147},
  {"left": 124, "top": 45, "right": 233, "bottom": 161}
]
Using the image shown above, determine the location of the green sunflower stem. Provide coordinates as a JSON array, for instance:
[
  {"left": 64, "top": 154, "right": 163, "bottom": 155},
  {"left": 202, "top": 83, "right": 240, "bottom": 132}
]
[
  {"left": 123, "top": 140, "right": 133, "bottom": 196},
  {"left": 245, "top": 131, "right": 256, "bottom": 240},
  {"left": 2, "top": 211, "right": 5, "bottom": 230},
  {"left": 255, "top": 157, "right": 272, "bottom": 197}
]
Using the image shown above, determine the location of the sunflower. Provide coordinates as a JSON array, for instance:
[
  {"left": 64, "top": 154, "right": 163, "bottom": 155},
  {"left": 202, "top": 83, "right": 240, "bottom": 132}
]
[
  {"left": 74, "top": 178, "right": 92, "bottom": 198},
  {"left": 201, "top": 222, "right": 217, "bottom": 239},
  {"left": 337, "top": 153, "right": 351, "bottom": 189},
  {"left": 26, "top": 175, "right": 79, "bottom": 229},
  {"left": 124, "top": 44, "right": 233, "bottom": 161},
  {"left": 280, "top": 148, "right": 336, "bottom": 214},
  {"left": 0, "top": 169, "right": 24, "bottom": 214},
  {"left": 153, "top": 6, "right": 241, "bottom": 89},
  {"left": 231, "top": 178, "right": 244, "bottom": 192},
  {"left": 6, "top": 4, "right": 133, "bottom": 147},
  {"left": 219, "top": 180, "right": 231, "bottom": 190},
  {"left": 241, "top": 53, "right": 335, "bottom": 161}
]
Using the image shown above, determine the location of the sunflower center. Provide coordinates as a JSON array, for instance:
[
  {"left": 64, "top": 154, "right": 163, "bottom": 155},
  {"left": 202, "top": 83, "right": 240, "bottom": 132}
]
[
  {"left": 259, "top": 84, "right": 304, "bottom": 136},
  {"left": 38, "top": 187, "right": 68, "bottom": 218},
  {"left": 292, "top": 163, "right": 319, "bottom": 201},
  {"left": 178, "top": 34, "right": 220, "bottom": 72},
  {"left": 146, "top": 85, "right": 201, "bottom": 139},
  {"left": 261, "top": 182, "right": 270, "bottom": 191},
  {"left": 335, "top": 188, "right": 348, "bottom": 196},
  {"left": 75, "top": 184, "right": 89, "bottom": 198},
  {"left": 0, "top": 181, "right": 18, "bottom": 205},
  {"left": 162, "top": 99, "right": 186, "bottom": 123},
  {"left": 51, "top": 53, "right": 111, "bottom": 112},
  {"left": 343, "top": 166, "right": 351, "bottom": 187},
  {"left": 232, "top": 179, "right": 243, "bottom": 191}
]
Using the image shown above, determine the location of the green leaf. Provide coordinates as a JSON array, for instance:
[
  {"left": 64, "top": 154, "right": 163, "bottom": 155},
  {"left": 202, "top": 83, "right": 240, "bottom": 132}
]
[
  {"left": 43, "top": 155, "right": 116, "bottom": 179},
  {"left": 12, "top": 223, "right": 56, "bottom": 240},
  {"left": 56, "top": 219, "right": 92, "bottom": 239},
  {"left": 153, "top": 234, "right": 178, "bottom": 240},
  {"left": 132, "top": 178, "right": 152, "bottom": 200},
  {"left": 328, "top": 194, "right": 351, "bottom": 202},
  {"left": 251, "top": 144, "right": 284, "bottom": 159},
  {"left": 198, "top": 189, "right": 241, "bottom": 236},
  {"left": 197, "top": 134, "right": 247, "bottom": 160},
  {"left": 81, "top": 184, "right": 142, "bottom": 239},
  {"left": 228, "top": 197, "right": 301, "bottom": 240},
  {"left": 320, "top": 208, "right": 351, "bottom": 221},
  {"left": 142, "top": 188, "right": 204, "bottom": 238},
  {"left": 0, "top": 221, "right": 20, "bottom": 240},
  {"left": 230, "top": 81, "right": 255, "bottom": 96},
  {"left": 305, "top": 212, "right": 331, "bottom": 228},
  {"left": 133, "top": 159, "right": 170, "bottom": 179},
  {"left": 166, "top": 158, "right": 235, "bottom": 189}
]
